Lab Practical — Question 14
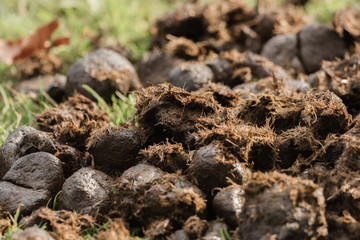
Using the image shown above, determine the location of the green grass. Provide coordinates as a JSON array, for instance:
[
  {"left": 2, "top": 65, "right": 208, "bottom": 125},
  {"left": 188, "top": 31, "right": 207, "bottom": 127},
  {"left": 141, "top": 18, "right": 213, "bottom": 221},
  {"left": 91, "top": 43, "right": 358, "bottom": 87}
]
[
  {"left": 82, "top": 85, "right": 136, "bottom": 125},
  {"left": 0, "top": 83, "right": 55, "bottom": 145},
  {"left": 306, "top": 0, "right": 360, "bottom": 23},
  {"left": 220, "top": 228, "right": 232, "bottom": 240},
  {"left": 82, "top": 221, "right": 111, "bottom": 240},
  {"left": 1, "top": 205, "right": 23, "bottom": 240},
  {"left": 52, "top": 190, "right": 62, "bottom": 210}
]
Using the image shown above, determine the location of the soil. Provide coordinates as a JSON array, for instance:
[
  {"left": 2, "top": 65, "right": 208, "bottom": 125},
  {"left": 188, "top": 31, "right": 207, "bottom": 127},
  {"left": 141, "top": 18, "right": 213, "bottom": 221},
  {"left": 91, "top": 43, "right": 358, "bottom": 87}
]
[{"left": 1, "top": 0, "right": 360, "bottom": 239}]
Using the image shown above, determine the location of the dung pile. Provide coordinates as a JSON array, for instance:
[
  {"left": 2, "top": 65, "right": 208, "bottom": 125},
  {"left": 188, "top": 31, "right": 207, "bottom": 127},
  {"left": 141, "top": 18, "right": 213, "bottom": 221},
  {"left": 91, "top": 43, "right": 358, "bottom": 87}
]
[
  {"left": 1, "top": 0, "right": 360, "bottom": 239},
  {"left": 1, "top": 81, "right": 359, "bottom": 239},
  {"left": 138, "top": 0, "right": 360, "bottom": 117}
]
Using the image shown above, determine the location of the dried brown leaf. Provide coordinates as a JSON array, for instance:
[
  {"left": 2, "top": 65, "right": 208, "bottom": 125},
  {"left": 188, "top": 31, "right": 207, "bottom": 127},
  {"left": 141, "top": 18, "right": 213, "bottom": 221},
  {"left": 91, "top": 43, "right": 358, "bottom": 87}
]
[{"left": 0, "top": 20, "right": 69, "bottom": 64}]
